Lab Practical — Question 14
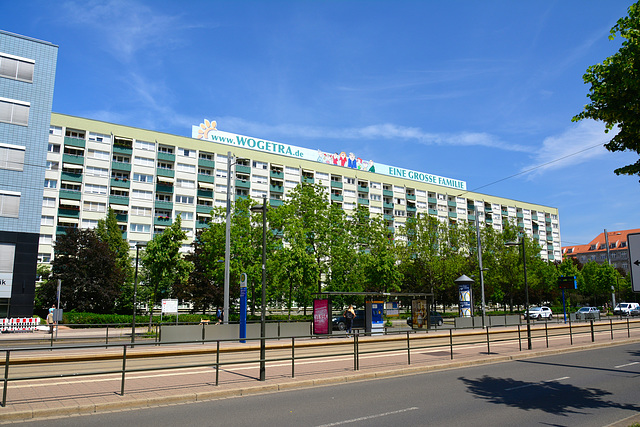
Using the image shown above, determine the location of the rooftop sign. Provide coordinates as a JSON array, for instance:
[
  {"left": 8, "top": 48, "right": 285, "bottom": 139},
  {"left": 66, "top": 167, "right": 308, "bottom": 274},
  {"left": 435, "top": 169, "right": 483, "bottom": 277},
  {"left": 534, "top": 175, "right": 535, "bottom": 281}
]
[{"left": 192, "top": 120, "right": 466, "bottom": 191}]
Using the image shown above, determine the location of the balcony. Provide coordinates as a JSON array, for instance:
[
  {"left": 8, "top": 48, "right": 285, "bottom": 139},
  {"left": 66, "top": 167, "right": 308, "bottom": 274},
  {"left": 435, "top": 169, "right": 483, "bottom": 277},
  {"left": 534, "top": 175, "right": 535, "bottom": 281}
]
[
  {"left": 428, "top": 208, "right": 438, "bottom": 216},
  {"left": 196, "top": 205, "right": 213, "bottom": 214},
  {"left": 406, "top": 194, "right": 416, "bottom": 201},
  {"left": 270, "top": 170, "right": 283, "bottom": 179},
  {"left": 116, "top": 213, "right": 128, "bottom": 222},
  {"left": 330, "top": 181, "right": 343, "bottom": 189},
  {"left": 62, "top": 153, "right": 84, "bottom": 166},
  {"left": 383, "top": 189, "right": 393, "bottom": 197},
  {"left": 113, "top": 145, "right": 133, "bottom": 155},
  {"left": 357, "top": 198, "right": 369, "bottom": 205},
  {"left": 235, "top": 179, "right": 250, "bottom": 189},
  {"left": 198, "top": 158, "right": 215, "bottom": 168},
  {"left": 532, "top": 214, "right": 538, "bottom": 221},
  {"left": 157, "top": 152, "right": 175, "bottom": 162},
  {"left": 468, "top": 214, "right": 476, "bottom": 221},
  {"left": 447, "top": 201, "right": 457, "bottom": 207},
  {"left": 235, "top": 164, "right": 251, "bottom": 174},
  {"left": 59, "top": 189, "right": 81, "bottom": 201},
  {"left": 197, "top": 173, "right": 215, "bottom": 184},
  {"left": 517, "top": 212, "right": 524, "bottom": 218},
  {"left": 154, "top": 200, "right": 173, "bottom": 210},
  {"left": 302, "top": 176, "right": 314, "bottom": 184},
  {"left": 270, "top": 184, "right": 284, "bottom": 193},
  {"left": 383, "top": 214, "right": 393, "bottom": 221},
  {"left": 64, "top": 136, "right": 86, "bottom": 148},
  {"left": 484, "top": 207, "right": 493, "bottom": 213},
  {"left": 383, "top": 202, "right": 394, "bottom": 209},
  {"left": 57, "top": 208, "right": 80, "bottom": 218},
  {"left": 502, "top": 210, "right": 508, "bottom": 216},
  {"left": 197, "top": 188, "right": 213, "bottom": 198},
  {"left": 61, "top": 171, "right": 83, "bottom": 182},
  {"left": 154, "top": 217, "right": 172, "bottom": 227},
  {"left": 357, "top": 185, "right": 369, "bottom": 193},
  {"left": 427, "top": 197, "right": 437, "bottom": 204},
  {"left": 196, "top": 220, "right": 209, "bottom": 229},
  {"left": 56, "top": 225, "right": 70, "bottom": 235},
  {"left": 269, "top": 199, "right": 283, "bottom": 207},
  {"left": 156, "top": 167, "right": 174, "bottom": 178},
  {"left": 109, "top": 195, "right": 129, "bottom": 205},
  {"left": 406, "top": 206, "right": 417, "bottom": 212},
  {"left": 155, "top": 183, "right": 174, "bottom": 193},
  {"left": 331, "top": 194, "right": 343, "bottom": 202},
  {"left": 111, "top": 178, "right": 130, "bottom": 189},
  {"left": 112, "top": 161, "right": 131, "bottom": 172}
]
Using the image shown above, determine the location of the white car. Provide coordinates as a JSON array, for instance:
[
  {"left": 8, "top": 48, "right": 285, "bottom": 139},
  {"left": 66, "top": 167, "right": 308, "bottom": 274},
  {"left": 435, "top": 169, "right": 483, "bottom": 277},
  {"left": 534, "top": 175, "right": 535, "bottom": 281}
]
[
  {"left": 524, "top": 306, "right": 553, "bottom": 320},
  {"left": 613, "top": 302, "right": 640, "bottom": 316}
]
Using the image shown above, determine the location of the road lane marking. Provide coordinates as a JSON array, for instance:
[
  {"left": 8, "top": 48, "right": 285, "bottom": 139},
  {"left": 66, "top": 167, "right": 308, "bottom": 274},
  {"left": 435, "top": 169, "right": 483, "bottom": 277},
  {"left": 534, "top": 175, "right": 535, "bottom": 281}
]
[
  {"left": 504, "top": 376, "right": 569, "bottom": 391},
  {"left": 614, "top": 361, "right": 639, "bottom": 368},
  {"left": 315, "top": 407, "right": 419, "bottom": 426}
]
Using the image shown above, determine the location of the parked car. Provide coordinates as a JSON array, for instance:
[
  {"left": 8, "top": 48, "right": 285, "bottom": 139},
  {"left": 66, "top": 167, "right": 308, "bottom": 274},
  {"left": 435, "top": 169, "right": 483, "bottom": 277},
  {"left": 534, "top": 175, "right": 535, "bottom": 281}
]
[
  {"left": 524, "top": 306, "right": 553, "bottom": 320},
  {"left": 575, "top": 306, "right": 600, "bottom": 320},
  {"left": 613, "top": 302, "right": 640, "bottom": 316},
  {"left": 406, "top": 311, "right": 444, "bottom": 327},
  {"left": 332, "top": 310, "right": 365, "bottom": 331}
]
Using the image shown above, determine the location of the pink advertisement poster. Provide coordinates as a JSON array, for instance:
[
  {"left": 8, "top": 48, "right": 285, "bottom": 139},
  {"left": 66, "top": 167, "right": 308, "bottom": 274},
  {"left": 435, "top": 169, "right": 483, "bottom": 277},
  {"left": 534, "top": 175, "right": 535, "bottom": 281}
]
[{"left": 313, "top": 299, "right": 330, "bottom": 335}]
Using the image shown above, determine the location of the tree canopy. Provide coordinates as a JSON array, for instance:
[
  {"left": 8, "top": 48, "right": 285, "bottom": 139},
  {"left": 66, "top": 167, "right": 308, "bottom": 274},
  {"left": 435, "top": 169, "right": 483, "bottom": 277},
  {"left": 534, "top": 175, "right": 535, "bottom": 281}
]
[{"left": 573, "top": 1, "right": 640, "bottom": 180}]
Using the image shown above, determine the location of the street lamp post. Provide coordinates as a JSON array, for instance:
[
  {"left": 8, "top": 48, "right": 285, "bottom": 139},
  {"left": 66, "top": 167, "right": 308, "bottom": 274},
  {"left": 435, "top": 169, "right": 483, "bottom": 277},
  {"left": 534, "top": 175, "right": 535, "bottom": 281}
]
[
  {"left": 224, "top": 151, "right": 236, "bottom": 325},
  {"left": 250, "top": 196, "right": 268, "bottom": 381},
  {"left": 505, "top": 238, "right": 531, "bottom": 350},
  {"left": 474, "top": 206, "right": 487, "bottom": 328},
  {"left": 132, "top": 242, "right": 145, "bottom": 344}
]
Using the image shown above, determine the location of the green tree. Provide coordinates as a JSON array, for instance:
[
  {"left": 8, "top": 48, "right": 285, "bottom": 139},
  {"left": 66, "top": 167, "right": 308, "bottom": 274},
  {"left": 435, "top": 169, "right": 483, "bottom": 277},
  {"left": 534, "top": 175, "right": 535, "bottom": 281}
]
[
  {"left": 141, "top": 216, "right": 192, "bottom": 322},
  {"left": 39, "top": 228, "right": 125, "bottom": 313},
  {"left": 573, "top": 1, "right": 640, "bottom": 179}
]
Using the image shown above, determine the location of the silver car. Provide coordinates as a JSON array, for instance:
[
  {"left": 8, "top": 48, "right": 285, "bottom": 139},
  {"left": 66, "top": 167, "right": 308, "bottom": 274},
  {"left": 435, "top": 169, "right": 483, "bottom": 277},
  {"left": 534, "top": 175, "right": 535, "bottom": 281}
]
[{"left": 575, "top": 306, "right": 599, "bottom": 320}]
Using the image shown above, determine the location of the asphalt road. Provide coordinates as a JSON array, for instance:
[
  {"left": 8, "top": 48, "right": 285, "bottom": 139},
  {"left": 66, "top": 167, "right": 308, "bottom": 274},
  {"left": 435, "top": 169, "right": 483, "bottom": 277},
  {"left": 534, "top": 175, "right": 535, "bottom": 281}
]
[{"left": 12, "top": 342, "right": 639, "bottom": 427}]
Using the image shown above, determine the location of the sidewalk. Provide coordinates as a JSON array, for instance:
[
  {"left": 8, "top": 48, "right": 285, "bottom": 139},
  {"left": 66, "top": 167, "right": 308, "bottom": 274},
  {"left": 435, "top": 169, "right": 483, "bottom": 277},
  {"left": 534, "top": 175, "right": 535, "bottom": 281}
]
[{"left": 0, "top": 322, "right": 639, "bottom": 423}]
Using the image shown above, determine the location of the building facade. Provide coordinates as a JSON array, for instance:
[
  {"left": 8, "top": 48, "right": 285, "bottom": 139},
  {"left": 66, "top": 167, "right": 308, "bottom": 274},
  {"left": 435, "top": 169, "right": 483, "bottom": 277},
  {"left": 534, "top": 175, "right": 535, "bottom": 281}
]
[
  {"left": 0, "top": 31, "right": 58, "bottom": 316},
  {"left": 562, "top": 229, "right": 639, "bottom": 273},
  {"left": 38, "top": 114, "right": 562, "bottom": 271}
]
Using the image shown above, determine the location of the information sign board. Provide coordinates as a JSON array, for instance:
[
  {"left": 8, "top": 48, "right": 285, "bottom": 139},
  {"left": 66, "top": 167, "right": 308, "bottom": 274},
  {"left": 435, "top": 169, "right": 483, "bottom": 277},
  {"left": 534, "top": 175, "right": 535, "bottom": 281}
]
[{"left": 628, "top": 233, "right": 640, "bottom": 293}]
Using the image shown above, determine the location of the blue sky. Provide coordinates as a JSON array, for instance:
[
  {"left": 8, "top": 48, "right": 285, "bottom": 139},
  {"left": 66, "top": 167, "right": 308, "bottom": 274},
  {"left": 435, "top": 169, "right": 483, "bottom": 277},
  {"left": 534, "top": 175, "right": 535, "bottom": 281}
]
[{"left": 2, "top": 0, "right": 639, "bottom": 246}]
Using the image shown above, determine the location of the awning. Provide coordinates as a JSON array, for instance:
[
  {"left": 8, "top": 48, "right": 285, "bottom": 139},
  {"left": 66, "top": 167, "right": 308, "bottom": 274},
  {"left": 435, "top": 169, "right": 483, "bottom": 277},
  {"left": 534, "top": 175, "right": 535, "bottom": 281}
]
[{"left": 198, "top": 181, "right": 215, "bottom": 189}]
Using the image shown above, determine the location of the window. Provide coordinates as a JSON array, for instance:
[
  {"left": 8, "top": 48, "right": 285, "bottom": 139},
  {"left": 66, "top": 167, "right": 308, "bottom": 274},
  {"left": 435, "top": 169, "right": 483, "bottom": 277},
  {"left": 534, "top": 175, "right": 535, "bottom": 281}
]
[
  {"left": 370, "top": 182, "right": 381, "bottom": 190},
  {"left": 39, "top": 234, "right": 53, "bottom": 245},
  {"left": 178, "top": 148, "right": 195, "bottom": 157},
  {"left": 217, "top": 154, "right": 228, "bottom": 162},
  {"left": 416, "top": 190, "right": 426, "bottom": 198},
  {"left": 0, "top": 97, "right": 29, "bottom": 126},
  {"left": 113, "top": 155, "right": 130, "bottom": 164},
  {"left": 253, "top": 161, "right": 267, "bottom": 169},
  {"left": 285, "top": 180, "right": 298, "bottom": 189},
  {"left": 0, "top": 144, "right": 25, "bottom": 171},
  {"left": 370, "top": 206, "right": 382, "bottom": 214},
  {"left": 316, "top": 172, "right": 329, "bottom": 181},
  {"left": 175, "top": 195, "right": 194, "bottom": 204},
  {"left": 176, "top": 163, "right": 195, "bottom": 173},
  {"left": 131, "top": 206, "right": 151, "bottom": 216},
  {"left": 130, "top": 223, "right": 151, "bottom": 233},
  {"left": 394, "top": 210, "right": 406, "bottom": 217},
  {"left": 393, "top": 185, "right": 405, "bottom": 194},
  {"left": 252, "top": 174, "right": 268, "bottom": 184},
  {"left": 133, "top": 173, "right": 153, "bottom": 183},
  {"left": 215, "top": 169, "right": 227, "bottom": 178},
  {"left": 135, "top": 140, "right": 155, "bottom": 151},
  {"left": 38, "top": 253, "right": 51, "bottom": 263},
  {"left": 216, "top": 184, "right": 227, "bottom": 194},
  {"left": 86, "top": 166, "right": 108, "bottom": 177},
  {"left": 156, "top": 193, "right": 172, "bottom": 202},
  {"left": 134, "top": 156, "right": 154, "bottom": 167},
  {"left": 344, "top": 177, "right": 355, "bottom": 185},
  {"left": 42, "top": 197, "right": 56, "bottom": 207},
  {"left": 175, "top": 211, "right": 194, "bottom": 221},
  {"left": 88, "top": 132, "right": 111, "bottom": 143},
  {"left": 44, "top": 179, "right": 57, "bottom": 189},
  {"left": 41, "top": 215, "right": 54, "bottom": 226},
  {"left": 49, "top": 126, "right": 62, "bottom": 136},
  {"left": 176, "top": 179, "right": 195, "bottom": 188},
  {"left": 370, "top": 194, "right": 381, "bottom": 201},
  {"left": 198, "top": 167, "right": 213, "bottom": 176},
  {"left": 84, "top": 184, "right": 107, "bottom": 194},
  {"left": 343, "top": 189, "right": 356, "bottom": 198},
  {"left": 47, "top": 143, "right": 60, "bottom": 153},
  {"left": 132, "top": 189, "right": 153, "bottom": 200},
  {"left": 81, "top": 219, "right": 99, "bottom": 229},
  {"left": 158, "top": 145, "right": 174, "bottom": 154},
  {"left": 88, "top": 149, "right": 110, "bottom": 160},
  {"left": 157, "top": 161, "right": 173, "bottom": 170},
  {"left": 251, "top": 189, "right": 268, "bottom": 199},
  {"left": 0, "top": 53, "right": 34, "bottom": 82},
  {"left": 199, "top": 152, "right": 214, "bottom": 161},
  {"left": 83, "top": 201, "right": 106, "bottom": 212},
  {"left": 285, "top": 166, "right": 299, "bottom": 175}
]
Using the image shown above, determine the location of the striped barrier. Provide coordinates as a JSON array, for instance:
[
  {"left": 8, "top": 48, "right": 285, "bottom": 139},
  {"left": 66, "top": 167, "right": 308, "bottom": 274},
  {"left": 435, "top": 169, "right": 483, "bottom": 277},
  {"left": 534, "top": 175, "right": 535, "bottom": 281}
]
[{"left": 0, "top": 318, "right": 39, "bottom": 333}]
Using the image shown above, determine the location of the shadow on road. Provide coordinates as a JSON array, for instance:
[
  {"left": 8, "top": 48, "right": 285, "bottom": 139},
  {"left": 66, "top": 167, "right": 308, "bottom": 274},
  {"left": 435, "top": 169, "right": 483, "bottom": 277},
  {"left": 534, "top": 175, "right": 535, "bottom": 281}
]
[{"left": 458, "top": 375, "right": 640, "bottom": 416}]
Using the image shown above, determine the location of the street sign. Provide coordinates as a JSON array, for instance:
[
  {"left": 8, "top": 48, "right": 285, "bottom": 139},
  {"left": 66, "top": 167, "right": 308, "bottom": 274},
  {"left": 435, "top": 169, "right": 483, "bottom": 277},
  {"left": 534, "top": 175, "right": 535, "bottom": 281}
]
[
  {"left": 558, "top": 276, "right": 577, "bottom": 290},
  {"left": 628, "top": 233, "right": 640, "bottom": 293}
]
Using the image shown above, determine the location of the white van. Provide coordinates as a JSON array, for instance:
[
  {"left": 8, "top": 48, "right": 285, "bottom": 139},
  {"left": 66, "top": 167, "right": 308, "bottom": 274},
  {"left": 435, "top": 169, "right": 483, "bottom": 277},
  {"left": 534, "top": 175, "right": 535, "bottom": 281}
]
[{"left": 613, "top": 302, "right": 640, "bottom": 316}]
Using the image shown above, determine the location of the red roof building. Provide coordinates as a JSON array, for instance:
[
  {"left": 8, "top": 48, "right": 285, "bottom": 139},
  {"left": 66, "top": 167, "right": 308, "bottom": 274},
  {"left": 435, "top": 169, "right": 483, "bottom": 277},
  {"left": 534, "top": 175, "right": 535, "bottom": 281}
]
[{"left": 562, "top": 229, "right": 640, "bottom": 273}]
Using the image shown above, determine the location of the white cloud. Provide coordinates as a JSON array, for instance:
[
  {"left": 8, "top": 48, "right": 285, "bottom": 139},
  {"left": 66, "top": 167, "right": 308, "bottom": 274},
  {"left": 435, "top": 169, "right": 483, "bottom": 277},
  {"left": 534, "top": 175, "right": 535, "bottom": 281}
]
[
  {"left": 214, "top": 118, "right": 529, "bottom": 152},
  {"left": 523, "top": 120, "right": 612, "bottom": 175}
]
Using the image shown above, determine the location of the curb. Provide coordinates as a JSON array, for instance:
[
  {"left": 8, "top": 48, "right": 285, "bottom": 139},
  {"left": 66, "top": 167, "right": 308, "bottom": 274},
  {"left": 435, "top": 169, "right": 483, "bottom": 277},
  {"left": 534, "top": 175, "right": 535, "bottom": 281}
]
[{"left": 1, "top": 337, "right": 639, "bottom": 423}]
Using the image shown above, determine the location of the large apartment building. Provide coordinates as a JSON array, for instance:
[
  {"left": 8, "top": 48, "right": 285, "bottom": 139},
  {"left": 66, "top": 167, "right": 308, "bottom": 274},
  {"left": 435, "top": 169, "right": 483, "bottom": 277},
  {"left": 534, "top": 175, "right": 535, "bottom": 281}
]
[
  {"left": 38, "top": 114, "right": 562, "bottom": 266},
  {"left": 562, "top": 229, "right": 639, "bottom": 273},
  {"left": 0, "top": 31, "right": 58, "bottom": 317}
]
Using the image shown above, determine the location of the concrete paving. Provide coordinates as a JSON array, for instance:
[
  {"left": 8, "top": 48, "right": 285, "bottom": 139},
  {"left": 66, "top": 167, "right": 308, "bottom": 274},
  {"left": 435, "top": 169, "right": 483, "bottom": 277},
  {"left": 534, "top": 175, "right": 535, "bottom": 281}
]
[{"left": 0, "top": 320, "right": 638, "bottom": 423}]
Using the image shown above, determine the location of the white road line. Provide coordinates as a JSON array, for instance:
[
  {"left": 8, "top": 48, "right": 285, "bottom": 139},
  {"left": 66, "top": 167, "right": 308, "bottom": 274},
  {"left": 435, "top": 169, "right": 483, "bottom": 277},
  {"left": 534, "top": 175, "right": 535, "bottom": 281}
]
[
  {"left": 315, "top": 407, "right": 419, "bottom": 426},
  {"left": 504, "top": 376, "right": 569, "bottom": 391},
  {"left": 614, "top": 361, "right": 639, "bottom": 368}
]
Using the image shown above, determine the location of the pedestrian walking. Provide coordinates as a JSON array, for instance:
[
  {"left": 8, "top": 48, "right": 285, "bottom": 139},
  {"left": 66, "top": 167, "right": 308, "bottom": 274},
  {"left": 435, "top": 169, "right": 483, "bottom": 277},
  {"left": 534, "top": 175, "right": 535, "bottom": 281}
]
[
  {"left": 46, "top": 305, "right": 55, "bottom": 334},
  {"left": 344, "top": 305, "right": 355, "bottom": 335}
]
